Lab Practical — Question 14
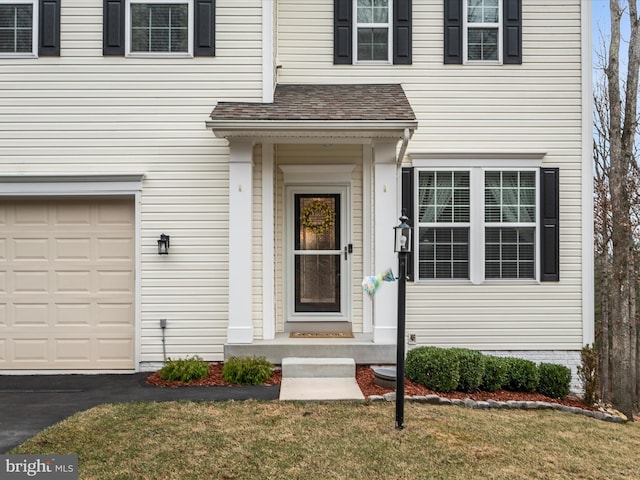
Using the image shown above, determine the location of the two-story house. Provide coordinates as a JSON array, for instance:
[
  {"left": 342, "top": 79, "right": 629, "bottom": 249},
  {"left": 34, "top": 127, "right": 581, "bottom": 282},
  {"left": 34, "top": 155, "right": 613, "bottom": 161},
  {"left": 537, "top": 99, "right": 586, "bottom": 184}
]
[{"left": 0, "top": 1, "right": 592, "bottom": 386}]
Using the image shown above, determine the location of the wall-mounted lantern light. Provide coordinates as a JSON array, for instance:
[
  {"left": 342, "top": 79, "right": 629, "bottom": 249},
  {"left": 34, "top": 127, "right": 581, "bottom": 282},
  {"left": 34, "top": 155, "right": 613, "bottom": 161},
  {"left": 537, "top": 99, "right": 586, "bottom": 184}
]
[{"left": 157, "top": 234, "right": 170, "bottom": 255}]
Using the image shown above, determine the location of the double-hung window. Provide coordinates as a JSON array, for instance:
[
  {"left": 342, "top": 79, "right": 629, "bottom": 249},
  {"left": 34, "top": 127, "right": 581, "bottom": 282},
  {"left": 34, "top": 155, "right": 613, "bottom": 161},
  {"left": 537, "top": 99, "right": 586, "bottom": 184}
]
[
  {"left": 417, "top": 170, "right": 470, "bottom": 280},
  {"left": 484, "top": 170, "right": 536, "bottom": 279},
  {"left": 415, "top": 168, "right": 539, "bottom": 283},
  {"left": 465, "top": 0, "right": 501, "bottom": 62},
  {"left": 126, "top": 0, "right": 192, "bottom": 55},
  {"left": 355, "top": 0, "right": 391, "bottom": 62},
  {"left": 0, "top": 0, "right": 36, "bottom": 56}
]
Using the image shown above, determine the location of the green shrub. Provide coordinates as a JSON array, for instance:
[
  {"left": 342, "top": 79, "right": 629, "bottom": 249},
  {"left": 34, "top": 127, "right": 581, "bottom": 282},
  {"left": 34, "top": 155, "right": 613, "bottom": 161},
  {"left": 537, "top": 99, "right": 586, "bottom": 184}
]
[
  {"left": 503, "top": 357, "right": 539, "bottom": 392},
  {"left": 406, "top": 346, "right": 460, "bottom": 393},
  {"left": 577, "top": 344, "right": 599, "bottom": 405},
  {"left": 449, "top": 348, "right": 485, "bottom": 392},
  {"left": 222, "top": 356, "right": 274, "bottom": 385},
  {"left": 538, "top": 363, "right": 571, "bottom": 399},
  {"left": 480, "top": 355, "right": 509, "bottom": 392},
  {"left": 159, "top": 356, "right": 209, "bottom": 383}
]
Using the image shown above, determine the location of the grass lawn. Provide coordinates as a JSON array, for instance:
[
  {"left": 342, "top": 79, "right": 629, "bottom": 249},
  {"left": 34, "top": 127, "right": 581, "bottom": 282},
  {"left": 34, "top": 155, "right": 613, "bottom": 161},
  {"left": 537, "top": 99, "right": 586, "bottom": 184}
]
[{"left": 11, "top": 401, "right": 640, "bottom": 480}]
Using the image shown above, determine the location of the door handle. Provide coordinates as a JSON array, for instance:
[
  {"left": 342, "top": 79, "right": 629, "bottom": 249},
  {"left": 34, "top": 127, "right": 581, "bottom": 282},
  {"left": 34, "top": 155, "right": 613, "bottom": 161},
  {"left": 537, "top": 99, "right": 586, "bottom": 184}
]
[{"left": 344, "top": 246, "right": 348, "bottom": 260}]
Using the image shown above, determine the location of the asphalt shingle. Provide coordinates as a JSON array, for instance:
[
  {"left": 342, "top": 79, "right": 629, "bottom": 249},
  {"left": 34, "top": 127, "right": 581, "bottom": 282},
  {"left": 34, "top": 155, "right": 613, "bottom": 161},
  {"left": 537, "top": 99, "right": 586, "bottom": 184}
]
[{"left": 210, "top": 84, "right": 416, "bottom": 122}]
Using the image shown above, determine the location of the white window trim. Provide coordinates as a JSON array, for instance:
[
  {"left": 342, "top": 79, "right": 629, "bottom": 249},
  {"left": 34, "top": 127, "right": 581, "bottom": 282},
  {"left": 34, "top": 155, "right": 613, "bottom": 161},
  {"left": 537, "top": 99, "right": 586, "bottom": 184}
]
[
  {"left": 463, "top": 0, "right": 502, "bottom": 65},
  {"left": 414, "top": 166, "right": 540, "bottom": 285},
  {"left": 0, "top": 0, "right": 38, "bottom": 58},
  {"left": 353, "top": 0, "right": 393, "bottom": 65},
  {"left": 125, "top": 0, "right": 193, "bottom": 58}
]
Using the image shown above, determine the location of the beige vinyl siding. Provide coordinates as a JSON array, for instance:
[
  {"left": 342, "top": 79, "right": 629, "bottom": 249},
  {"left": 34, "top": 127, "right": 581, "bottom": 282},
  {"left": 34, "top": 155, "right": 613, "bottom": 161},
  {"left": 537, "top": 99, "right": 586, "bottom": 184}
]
[
  {"left": 252, "top": 145, "right": 264, "bottom": 339},
  {"left": 277, "top": 0, "right": 585, "bottom": 350},
  {"left": 0, "top": 1, "right": 263, "bottom": 364},
  {"left": 274, "top": 144, "right": 364, "bottom": 333}
]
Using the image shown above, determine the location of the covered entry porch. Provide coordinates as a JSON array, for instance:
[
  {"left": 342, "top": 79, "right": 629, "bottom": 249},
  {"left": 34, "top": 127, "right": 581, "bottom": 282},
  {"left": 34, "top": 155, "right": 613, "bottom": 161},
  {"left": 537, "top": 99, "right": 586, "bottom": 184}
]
[{"left": 207, "top": 84, "right": 417, "bottom": 359}]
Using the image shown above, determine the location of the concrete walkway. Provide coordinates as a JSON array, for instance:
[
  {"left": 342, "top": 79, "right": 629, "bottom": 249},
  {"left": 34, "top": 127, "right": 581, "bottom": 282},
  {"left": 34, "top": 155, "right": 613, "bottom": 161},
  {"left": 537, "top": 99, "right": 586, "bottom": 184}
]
[{"left": 0, "top": 373, "right": 279, "bottom": 453}]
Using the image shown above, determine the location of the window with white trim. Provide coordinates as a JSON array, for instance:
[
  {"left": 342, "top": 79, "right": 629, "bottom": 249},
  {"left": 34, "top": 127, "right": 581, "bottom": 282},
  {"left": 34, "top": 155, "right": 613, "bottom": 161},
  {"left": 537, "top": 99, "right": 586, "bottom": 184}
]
[
  {"left": 127, "top": 0, "right": 192, "bottom": 55},
  {"left": 355, "top": 0, "right": 391, "bottom": 62},
  {"left": 416, "top": 168, "right": 537, "bottom": 282},
  {"left": 0, "top": 0, "right": 36, "bottom": 56},
  {"left": 465, "top": 0, "right": 501, "bottom": 62},
  {"left": 417, "top": 170, "right": 470, "bottom": 280}
]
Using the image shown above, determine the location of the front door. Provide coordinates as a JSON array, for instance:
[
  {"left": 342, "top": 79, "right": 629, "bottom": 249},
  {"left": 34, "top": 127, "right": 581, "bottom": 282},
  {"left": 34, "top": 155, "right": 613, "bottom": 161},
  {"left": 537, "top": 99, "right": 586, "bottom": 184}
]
[{"left": 286, "top": 186, "right": 350, "bottom": 323}]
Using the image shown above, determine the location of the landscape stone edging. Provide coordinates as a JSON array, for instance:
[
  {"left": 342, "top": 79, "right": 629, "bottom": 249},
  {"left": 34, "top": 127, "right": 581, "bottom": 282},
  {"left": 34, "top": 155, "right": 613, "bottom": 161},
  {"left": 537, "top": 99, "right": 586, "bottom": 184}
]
[{"left": 367, "top": 394, "right": 625, "bottom": 423}]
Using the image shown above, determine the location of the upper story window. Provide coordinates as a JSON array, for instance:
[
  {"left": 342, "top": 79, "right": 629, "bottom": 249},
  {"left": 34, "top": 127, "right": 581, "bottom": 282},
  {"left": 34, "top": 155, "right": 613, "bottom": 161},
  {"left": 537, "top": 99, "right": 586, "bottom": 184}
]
[
  {"left": 444, "top": 0, "right": 521, "bottom": 65},
  {"left": 126, "top": 0, "right": 192, "bottom": 55},
  {"left": 465, "top": 0, "right": 500, "bottom": 62},
  {"left": 0, "top": 0, "right": 36, "bottom": 56},
  {"left": 355, "top": 0, "right": 391, "bottom": 62},
  {"left": 334, "top": 0, "right": 411, "bottom": 65}
]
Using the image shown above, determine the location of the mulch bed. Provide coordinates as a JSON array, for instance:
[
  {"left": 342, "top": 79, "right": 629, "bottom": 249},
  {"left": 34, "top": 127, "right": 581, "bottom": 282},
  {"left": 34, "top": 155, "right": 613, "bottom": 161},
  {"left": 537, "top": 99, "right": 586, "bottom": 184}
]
[{"left": 146, "top": 363, "right": 595, "bottom": 411}]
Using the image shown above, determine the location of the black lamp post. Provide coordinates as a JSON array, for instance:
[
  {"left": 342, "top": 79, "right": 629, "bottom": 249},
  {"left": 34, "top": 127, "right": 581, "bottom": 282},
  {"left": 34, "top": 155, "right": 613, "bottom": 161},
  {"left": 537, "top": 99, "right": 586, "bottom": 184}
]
[{"left": 394, "top": 214, "right": 411, "bottom": 430}]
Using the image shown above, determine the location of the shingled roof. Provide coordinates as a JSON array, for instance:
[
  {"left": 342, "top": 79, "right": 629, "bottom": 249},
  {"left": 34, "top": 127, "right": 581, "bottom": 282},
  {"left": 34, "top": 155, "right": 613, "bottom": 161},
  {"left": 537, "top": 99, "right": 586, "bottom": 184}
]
[{"left": 210, "top": 84, "right": 416, "bottom": 122}]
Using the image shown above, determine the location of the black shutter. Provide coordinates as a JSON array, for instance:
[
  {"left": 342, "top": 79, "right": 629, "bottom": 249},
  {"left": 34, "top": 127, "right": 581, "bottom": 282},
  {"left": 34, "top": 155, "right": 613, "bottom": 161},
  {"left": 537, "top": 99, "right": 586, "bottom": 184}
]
[
  {"left": 194, "top": 0, "right": 215, "bottom": 56},
  {"left": 402, "top": 167, "right": 414, "bottom": 280},
  {"left": 393, "top": 0, "right": 411, "bottom": 65},
  {"left": 503, "top": 0, "right": 522, "bottom": 64},
  {"left": 540, "top": 168, "right": 559, "bottom": 281},
  {"left": 103, "top": 0, "right": 125, "bottom": 56},
  {"left": 443, "top": 0, "right": 462, "bottom": 64},
  {"left": 39, "top": 0, "right": 60, "bottom": 56},
  {"left": 334, "top": 0, "right": 352, "bottom": 64}
]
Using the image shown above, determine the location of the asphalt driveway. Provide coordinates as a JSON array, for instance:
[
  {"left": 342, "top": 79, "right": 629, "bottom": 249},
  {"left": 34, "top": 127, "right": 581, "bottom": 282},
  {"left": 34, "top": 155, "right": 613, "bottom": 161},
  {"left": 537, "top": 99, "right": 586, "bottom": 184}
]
[{"left": 0, "top": 373, "right": 279, "bottom": 453}]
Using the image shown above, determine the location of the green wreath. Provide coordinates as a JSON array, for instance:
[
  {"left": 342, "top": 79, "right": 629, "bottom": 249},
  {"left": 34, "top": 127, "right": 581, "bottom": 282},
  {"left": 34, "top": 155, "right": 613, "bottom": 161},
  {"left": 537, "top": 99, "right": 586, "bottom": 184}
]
[{"left": 300, "top": 200, "right": 335, "bottom": 234}]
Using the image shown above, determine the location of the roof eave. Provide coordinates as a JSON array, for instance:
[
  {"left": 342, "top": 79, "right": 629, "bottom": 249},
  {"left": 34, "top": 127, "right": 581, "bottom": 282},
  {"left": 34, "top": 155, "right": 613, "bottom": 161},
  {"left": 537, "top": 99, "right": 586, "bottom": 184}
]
[{"left": 206, "top": 119, "right": 418, "bottom": 140}]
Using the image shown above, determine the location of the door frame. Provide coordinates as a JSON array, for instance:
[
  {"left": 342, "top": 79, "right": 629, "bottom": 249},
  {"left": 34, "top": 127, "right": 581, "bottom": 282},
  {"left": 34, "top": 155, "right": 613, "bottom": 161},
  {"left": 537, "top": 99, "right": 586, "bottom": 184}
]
[{"left": 284, "top": 184, "right": 352, "bottom": 323}]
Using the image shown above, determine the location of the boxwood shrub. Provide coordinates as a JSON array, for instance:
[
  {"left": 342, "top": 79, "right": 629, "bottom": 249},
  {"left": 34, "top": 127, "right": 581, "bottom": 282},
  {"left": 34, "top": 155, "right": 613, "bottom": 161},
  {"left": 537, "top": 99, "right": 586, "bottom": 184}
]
[
  {"left": 406, "top": 346, "right": 460, "bottom": 393},
  {"left": 449, "top": 348, "right": 485, "bottom": 392},
  {"left": 480, "top": 355, "right": 509, "bottom": 392},
  {"left": 503, "top": 357, "right": 539, "bottom": 392},
  {"left": 159, "top": 356, "right": 210, "bottom": 383},
  {"left": 538, "top": 362, "right": 571, "bottom": 398},
  {"left": 222, "top": 356, "right": 274, "bottom": 385}
]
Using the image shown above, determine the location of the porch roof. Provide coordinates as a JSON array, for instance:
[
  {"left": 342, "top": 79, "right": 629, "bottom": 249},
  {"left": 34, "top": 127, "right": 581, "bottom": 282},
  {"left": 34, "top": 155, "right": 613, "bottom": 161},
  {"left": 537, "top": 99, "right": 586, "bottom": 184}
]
[{"left": 206, "top": 84, "right": 417, "bottom": 141}]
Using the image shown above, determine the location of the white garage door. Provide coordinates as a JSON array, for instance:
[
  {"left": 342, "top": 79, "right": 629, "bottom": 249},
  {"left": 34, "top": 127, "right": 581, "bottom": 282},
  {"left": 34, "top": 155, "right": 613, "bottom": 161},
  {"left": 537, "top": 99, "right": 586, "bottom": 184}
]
[{"left": 0, "top": 197, "right": 135, "bottom": 370}]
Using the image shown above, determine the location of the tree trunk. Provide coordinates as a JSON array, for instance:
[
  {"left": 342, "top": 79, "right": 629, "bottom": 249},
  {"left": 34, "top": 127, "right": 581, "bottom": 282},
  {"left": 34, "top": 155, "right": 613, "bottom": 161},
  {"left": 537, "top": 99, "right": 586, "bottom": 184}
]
[
  {"left": 598, "top": 253, "right": 611, "bottom": 403},
  {"left": 606, "top": 0, "right": 639, "bottom": 420}
]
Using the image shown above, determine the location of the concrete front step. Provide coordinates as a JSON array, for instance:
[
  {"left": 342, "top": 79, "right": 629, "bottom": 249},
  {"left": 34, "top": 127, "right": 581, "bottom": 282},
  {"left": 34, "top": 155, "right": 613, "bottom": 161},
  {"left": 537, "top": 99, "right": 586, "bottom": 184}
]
[
  {"left": 279, "top": 377, "right": 365, "bottom": 402},
  {"left": 282, "top": 357, "right": 355, "bottom": 378}
]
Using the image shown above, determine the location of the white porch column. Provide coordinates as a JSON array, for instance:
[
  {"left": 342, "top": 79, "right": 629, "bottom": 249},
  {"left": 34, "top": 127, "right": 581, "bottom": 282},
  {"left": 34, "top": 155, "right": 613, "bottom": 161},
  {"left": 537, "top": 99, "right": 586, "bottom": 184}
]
[
  {"left": 373, "top": 141, "right": 400, "bottom": 344},
  {"left": 227, "top": 139, "right": 254, "bottom": 344}
]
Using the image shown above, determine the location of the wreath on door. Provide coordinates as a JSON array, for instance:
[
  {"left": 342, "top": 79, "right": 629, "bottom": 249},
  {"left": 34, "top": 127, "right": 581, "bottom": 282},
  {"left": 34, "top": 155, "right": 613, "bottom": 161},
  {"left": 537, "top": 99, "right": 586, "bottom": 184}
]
[{"left": 300, "top": 200, "right": 335, "bottom": 234}]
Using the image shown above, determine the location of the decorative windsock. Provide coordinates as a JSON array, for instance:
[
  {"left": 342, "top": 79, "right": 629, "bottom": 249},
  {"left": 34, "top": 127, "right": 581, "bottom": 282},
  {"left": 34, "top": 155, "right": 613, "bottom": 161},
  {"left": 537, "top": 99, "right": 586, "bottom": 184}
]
[{"left": 362, "top": 268, "right": 396, "bottom": 297}]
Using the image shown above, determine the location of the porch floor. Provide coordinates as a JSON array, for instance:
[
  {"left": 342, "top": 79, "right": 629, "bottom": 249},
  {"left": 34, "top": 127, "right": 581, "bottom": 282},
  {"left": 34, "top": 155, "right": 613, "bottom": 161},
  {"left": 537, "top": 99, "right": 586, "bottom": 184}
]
[{"left": 224, "top": 333, "right": 396, "bottom": 365}]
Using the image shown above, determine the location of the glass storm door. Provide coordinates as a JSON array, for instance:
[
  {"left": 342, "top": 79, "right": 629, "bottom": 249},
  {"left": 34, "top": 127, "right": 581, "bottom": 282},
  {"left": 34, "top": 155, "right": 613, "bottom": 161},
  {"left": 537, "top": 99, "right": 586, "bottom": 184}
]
[{"left": 288, "top": 189, "right": 350, "bottom": 321}]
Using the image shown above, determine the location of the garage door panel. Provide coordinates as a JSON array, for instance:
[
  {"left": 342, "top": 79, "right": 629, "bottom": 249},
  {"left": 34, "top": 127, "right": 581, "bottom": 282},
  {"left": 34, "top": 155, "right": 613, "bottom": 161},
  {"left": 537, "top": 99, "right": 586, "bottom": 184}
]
[
  {"left": 97, "top": 202, "right": 135, "bottom": 226},
  {"left": 0, "top": 198, "right": 135, "bottom": 370},
  {"left": 54, "top": 338, "right": 92, "bottom": 362},
  {"left": 13, "top": 238, "right": 49, "bottom": 260},
  {"left": 97, "top": 303, "right": 134, "bottom": 326},
  {"left": 13, "top": 304, "right": 49, "bottom": 326},
  {"left": 14, "top": 203, "right": 48, "bottom": 225},
  {"left": 54, "top": 304, "right": 92, "bottom": 326},
  {"left": 53, "top": 203, "right": 91, "bottom": 225},
  {"left": 54, "top": 238, "right": 92, "bottom": 261},
  {"left": 55, "top": 270, "right": 92, "bottom": 293},
  {"left": 97, "top": 270, "right": 134, "bottom": 293},
  {"left": 14, "top": 270, "right": 49, "bottom": 292},
  {"left": 12, "top": 338, "right": 49, "bottom": 362},
  {"left": 97, "top": 237, "right": 134, "bottom": 261}
]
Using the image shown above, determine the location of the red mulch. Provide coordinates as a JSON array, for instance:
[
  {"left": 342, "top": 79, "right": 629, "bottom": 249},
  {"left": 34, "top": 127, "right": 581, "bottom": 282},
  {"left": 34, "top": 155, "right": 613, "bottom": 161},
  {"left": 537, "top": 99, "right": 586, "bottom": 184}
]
[{"left": 146, "top": 363, "right": 594, "bottom": 411}]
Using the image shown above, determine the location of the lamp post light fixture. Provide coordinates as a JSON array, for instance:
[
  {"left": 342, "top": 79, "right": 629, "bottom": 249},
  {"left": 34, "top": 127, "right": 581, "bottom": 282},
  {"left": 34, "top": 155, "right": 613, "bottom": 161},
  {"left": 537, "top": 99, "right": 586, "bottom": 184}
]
[
  {"left": 157, "top": 234, "right": 170, "bottom": 255},
  {"left": 394, "top": 213, "right": 411, "bottom": 430}
]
